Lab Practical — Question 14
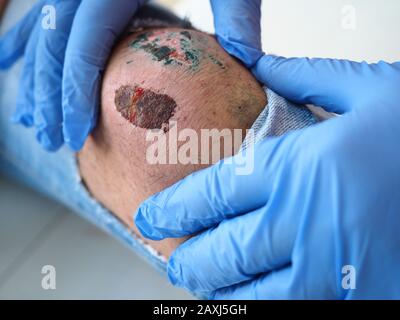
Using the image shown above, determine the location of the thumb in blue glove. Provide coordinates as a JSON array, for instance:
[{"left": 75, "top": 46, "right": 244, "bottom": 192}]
[{"left": 210, "top": 0, "right": 264, "bottom": 68}]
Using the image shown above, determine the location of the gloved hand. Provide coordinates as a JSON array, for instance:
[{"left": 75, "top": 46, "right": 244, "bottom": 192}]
[
  {"left": 210, "top": 0, "right": 263, "bottom": 68},
  {"left": 135, "top": 55, "right": 400, "bottom": 299},
  {"left": 0, "top": 0, "right": 145, "bottom": 151}
]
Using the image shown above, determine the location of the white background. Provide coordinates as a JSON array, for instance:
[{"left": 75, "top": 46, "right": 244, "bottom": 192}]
[{"left": 161, "top": 0, "right": 400, "bottom": 63}]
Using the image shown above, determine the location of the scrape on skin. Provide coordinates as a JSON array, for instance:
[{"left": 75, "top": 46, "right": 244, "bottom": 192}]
[{"left": 115, "top": 85, "right": 177, "bottom": 131}]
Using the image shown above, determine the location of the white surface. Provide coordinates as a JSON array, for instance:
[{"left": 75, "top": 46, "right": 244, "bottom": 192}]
[
  {"left": 161, "top": 0, "right": 400, "bottom": 63},
  {"left": 0, "top": 175, "right": 192, "bottom": 300}
]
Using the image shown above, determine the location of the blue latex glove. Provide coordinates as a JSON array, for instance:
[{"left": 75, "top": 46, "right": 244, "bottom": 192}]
[
  {"left": 0, "top": 0, "right": 145, "bottom": 151},
  {"left": 210, "top": 0, "right": 263, "bottom": 67},
  {"left": 135, "top": 55, "right": 400, "bottom": 299}
]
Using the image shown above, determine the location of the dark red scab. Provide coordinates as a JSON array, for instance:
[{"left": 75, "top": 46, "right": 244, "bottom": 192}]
[{"left": 115, "top": 85, "right": 176, "bottom": 130}]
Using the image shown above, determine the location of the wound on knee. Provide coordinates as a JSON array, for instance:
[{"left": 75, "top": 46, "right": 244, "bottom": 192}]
[{"left": 115, "top": 85, "right": 177, "bottom": 131}]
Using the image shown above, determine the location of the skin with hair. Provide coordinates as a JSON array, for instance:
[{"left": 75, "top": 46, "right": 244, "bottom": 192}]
[{"left": 78, "top": 28, "right": 267, "bottom": 258}]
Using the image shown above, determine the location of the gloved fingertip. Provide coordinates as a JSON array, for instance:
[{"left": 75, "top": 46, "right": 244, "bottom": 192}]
[
  {"left": 63, "top": 120, "right": 94, "bottom": 151},
  {"left": 216, "top": 36, "right": 264, "bottom": 68},
  {"left": 0, "top": 60, "right": 12, "bottom": 70},
  {"left": 36, "top": 130, "right": 63, "bottom": 152},
  {"left": 10, "top": 113, "right": 34, "bottom": 127},
  {"left": 208, "top": 291, "right": 217, "bottom": 300},
  {"left": 134, "top": 204, "right": 165, "bottom": 241},
  {"left": 64, "top": 137, "right": 85, "bottom": 152},
  {"left": 167, "top": 256, "right": 182, "bottom": 287}
]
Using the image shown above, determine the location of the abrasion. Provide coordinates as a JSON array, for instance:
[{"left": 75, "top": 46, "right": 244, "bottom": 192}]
[{"left": 115, "top": 85, "right": 177, "bottom": 131}]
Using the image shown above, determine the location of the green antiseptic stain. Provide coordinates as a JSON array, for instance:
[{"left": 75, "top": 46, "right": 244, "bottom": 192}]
[
  {"left": 208, "top": 54, "right": 225, "bottom": 69},
  {"left": 144, "top": 44, "right": 174, "bottom": 62},
  {"left": 179, "top": 37, "right": 201, "bottom": 71},
  {"left": 130, "top": 33, "right": 177, "bottom": 66},
  {"left": 130, "top": 32, "right": 150, "bottom": 47},
  {"left": 130, "top": 32, "right": 175, "bottom": 66},
  {"left": 129, "top": 30, "right": 226, "bottom": 72}
]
